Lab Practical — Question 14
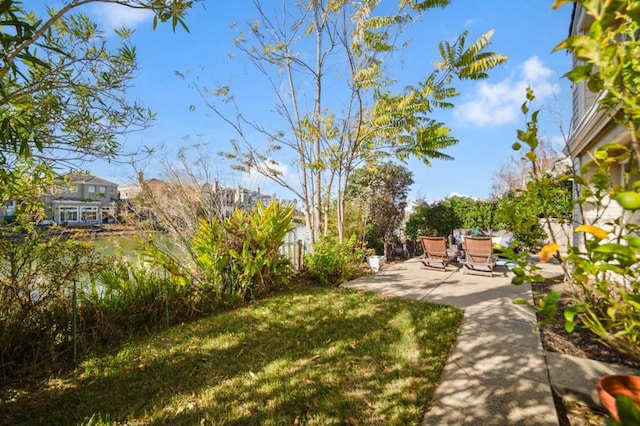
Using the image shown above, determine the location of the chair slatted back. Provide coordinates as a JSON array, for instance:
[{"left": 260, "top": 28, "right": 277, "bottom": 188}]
[
  {"left": 464, "top": 237, "right": 493, "bottom": 263},
  {"left": 421, "top": 236, "right": 448, "bottom": 259}
]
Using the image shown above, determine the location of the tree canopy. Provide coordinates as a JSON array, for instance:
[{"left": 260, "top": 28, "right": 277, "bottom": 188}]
[
  {"left": 347, "top": 162, "right": 414, "bottom": 256},
  {"left": 206, "top": 0, "right": 506, "bottom": 247},
  {"left": 0, "top": 0, "right": 193, "bottom": 201}
]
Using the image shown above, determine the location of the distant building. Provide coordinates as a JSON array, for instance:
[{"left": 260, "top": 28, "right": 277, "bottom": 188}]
[
  {"left": 42, "top": 173, "right": 118, "bottom": 225},
  {"left": 120, "top": 178, "right": 289, "bottom": 221},
  {"left": 0, "top": 200, "right": 17, "bottom": 222},
  {"left": 232, "top": 185, "right": 276, "bottom": 214}
]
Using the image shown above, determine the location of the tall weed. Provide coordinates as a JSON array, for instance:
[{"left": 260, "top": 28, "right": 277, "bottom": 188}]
[{"left": 80, "top": 256, "right": 181, "bottom": 345}]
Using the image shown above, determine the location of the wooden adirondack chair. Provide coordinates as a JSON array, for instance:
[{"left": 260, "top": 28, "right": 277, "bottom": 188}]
[
  {"left": 420, "top": 236, "right": 450, "bottom": 272},
  {"left": 462, "top": 236, "right": 496, "bottom": 277}
]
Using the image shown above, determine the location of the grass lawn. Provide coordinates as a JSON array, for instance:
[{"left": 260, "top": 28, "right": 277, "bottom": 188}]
[{"left": 1, "top": 286, "right": 462, "bottom": 425}]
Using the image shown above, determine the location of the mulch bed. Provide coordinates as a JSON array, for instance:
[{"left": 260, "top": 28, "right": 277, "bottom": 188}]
[
  {"left": 531, "top": 272, "right": 640, "bottom": 425},
  {"left": 532, "top": 275, "right": 640, "bottom": 370}
]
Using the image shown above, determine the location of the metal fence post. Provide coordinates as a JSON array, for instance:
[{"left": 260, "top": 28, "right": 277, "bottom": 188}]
[
  {"left": 72, "top": 280, "right": 77, "bottom": 364},
  {"left": 164, "top": 268, "right": 169, "bottom": 328}
]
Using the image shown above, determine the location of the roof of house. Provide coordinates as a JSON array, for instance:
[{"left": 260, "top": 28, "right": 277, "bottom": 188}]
[{"left": 60, "top": 172, "right": 118, "bottom": 187}]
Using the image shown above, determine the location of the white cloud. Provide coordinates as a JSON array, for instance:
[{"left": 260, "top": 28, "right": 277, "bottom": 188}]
[
  {"left": 454, "top": 56, "right": 560, "bottom": 127},
  {"left": 522, "top": 56, "right": 553, "bottom": 81},
  {"left": 89, "top": 3, "right": 152, "bottom": 33}
]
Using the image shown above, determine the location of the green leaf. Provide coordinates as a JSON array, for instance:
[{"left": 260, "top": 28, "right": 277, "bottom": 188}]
[
  {"left": 531, "top": 110, "right": 540, "bottom": 124},
  {"left": 565, "top": 64, "right": 593, "bottom": 82},
  {"left": 513, "top": 298, "right": 532, "bottom": 307},
  {"left": 543, "top": 291, "right": 563, "bottom": 307},
  {"left": 0, "top": 0, "right": 12, "bottom": 14},
  {"left": 593, "top": 243, "right": 634, "bottom": 258},
  {"left": 627, "top": 295, "right": 640, "bottom": 310},
  {"left": 563, "top": 305, "right": 583, "bottom": 333},
  {"left": 616, "top": 395, "right": 640, "bottom": 425}
]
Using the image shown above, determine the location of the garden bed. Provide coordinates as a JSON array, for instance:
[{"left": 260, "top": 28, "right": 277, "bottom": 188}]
[{"left": 532, "top": 273, "right": 640, "bottom": 425}]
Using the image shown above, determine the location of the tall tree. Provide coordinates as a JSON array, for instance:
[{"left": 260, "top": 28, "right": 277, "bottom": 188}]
[
  {"left": 0, "top": 0, "right": 193, "bottom": 202},
  {"left": 347, "top": 162, "right": 414, "bottom": 259},
  {"left": 204, "top": 0, "right": 505, "bottom": 249}
]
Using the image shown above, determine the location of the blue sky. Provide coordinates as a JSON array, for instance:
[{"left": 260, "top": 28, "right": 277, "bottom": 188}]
[{"left": 46, "top": 1, "right": 574, "bottom": 202}]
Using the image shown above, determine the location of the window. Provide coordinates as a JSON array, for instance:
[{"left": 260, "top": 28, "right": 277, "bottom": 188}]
[
  {"left": 110, "top": 187, "right": 116, "bottom": 194},
  {"left": 81, "top": 206, "right": 98, "bottom": 222},
  {"left": 88, "top": 185, "right": 96, "bottom": 193},
  {"left": 610, "top": 163, "right": 623, "bottom": 187},
  {"left": 101, "top": 206, "right": 112, "bottom": 223},
  {"left": 59, "top": 207, "right": 78, "bottom": 222},
  {"left": 99, "top": 186, "right": 106, "bottom": 194},
  {"left": 60, "top": 184, "right": 78, "bottom": 193}
]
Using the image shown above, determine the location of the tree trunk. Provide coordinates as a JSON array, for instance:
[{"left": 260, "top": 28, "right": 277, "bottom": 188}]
[{"left": 336, "top": 189, "right": 345, "bottom": 242}]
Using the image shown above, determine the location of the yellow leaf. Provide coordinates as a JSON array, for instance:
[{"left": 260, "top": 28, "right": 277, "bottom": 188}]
[
  {"left": 538, "top": 243, "right": 560, "bottom": 263},
  {"left": 552, "top": 0, "right": 571, "bottom": 10},
  {"left": 575, "top": 224, "right": 608, "bottom": 240}
]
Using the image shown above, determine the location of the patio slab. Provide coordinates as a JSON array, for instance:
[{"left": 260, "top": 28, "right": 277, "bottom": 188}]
[
  {"left": 343, "top": 257, "right": 560, "bottom": 425},
  {"left": 344, "top": 257, "right": 640, "bottom": 424}
]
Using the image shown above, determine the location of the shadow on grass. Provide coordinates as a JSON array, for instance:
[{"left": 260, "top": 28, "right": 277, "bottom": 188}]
[{"left": 1, "top": 286, "right": 462, "bottom": 425}]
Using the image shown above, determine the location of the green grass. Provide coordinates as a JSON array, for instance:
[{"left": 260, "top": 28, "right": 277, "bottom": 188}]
[{"left": 0, "top": 286, "right": 462, "bottom": 425}]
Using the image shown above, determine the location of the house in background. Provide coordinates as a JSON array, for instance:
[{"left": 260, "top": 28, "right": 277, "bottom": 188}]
[
  {"left": 565, "top": 4, "right": 637, "bottom": 237},
  {"left": 202, "top": 182, "right": 277, "bottom": 216},
  {"left": 121, "top": 178, "right": 281, "bottom": 220},
  {"left": 43, "top": 173, "right": 118, "bottom": 225},
  {"left": 118, "top": 178, "right": 169, "bottom": 222}
]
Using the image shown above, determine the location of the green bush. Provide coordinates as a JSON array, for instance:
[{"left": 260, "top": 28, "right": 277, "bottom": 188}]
[
  {"left": 404, "top": 196, "right": 502, "bottom": 242},
  {"left": 193, "top": 201, "right": 294, "bottom": 300},
  {"left": 80, "top": 255, "right": 191, "bottom": 346},
  {"left": 304, "top": 235, "right": 366, "bottom": 286},
  {"left": 143, "top": 201, "right": 294, "bottom": 302},
  {"left": 497, "top": 4, "right": 640, "bottom": 364},
  {"left": 0, "top": 228, "right": 102, "bottom": 375},
  {"left": 494, "top": 172, "right": 572, "bottom": 251}
]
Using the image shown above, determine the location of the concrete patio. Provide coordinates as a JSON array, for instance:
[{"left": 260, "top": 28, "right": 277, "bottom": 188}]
[{"left": 342, "top": 257, "right": 639, "bottom": 425}]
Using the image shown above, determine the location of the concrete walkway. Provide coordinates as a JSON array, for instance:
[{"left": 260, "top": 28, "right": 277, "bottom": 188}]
[{"left": 342, "top": 257, "right": 639, "bottom": 425}]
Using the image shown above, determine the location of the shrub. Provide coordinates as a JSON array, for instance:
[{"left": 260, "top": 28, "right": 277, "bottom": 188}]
[
  {"left": 511, "top": 91, "right": 640, "bottom": 362},
  {"left": 404, "top": 196, "right": 503, "bottom": 242},
  {"left": 80, "top": 255, "right": 189, "bottom": 346},
  {"left": 520, "top": 0, "right": 640, "bottom": 363},
  {"left": 143, "top": 201, "right": 294, "bottom": 302},
  {"left": 304, "top": 235, "right": 366, "bottom": 286},
  {"left": 0, "top": 228, "right": 102, "bottom": 375}
]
